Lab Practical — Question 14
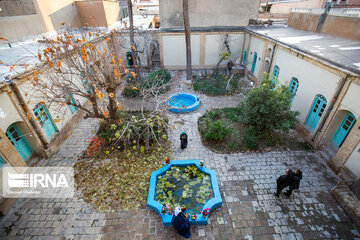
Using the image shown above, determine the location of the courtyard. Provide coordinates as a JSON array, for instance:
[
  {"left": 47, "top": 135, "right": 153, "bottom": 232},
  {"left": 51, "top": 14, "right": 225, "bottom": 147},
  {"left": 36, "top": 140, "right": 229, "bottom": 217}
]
[{"left": 0, "top": 71, "right": 358, "bottom": 240}]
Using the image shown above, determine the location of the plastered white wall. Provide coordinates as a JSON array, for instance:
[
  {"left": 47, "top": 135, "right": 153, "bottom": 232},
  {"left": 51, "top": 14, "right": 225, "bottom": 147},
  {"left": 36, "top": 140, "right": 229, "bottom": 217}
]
[
  {"left": 204, "top": 33, "right": 244, "bottom": 65},
  {"left": 247, "top": 36, "right": 265, "bottom": 79},
  {"left": 17, "top": 73, "right": 86, "bottom": 136},
  {"left": 162, "top": 34, "right": 200, "bottom": 66},
  {"left": 271, "top": 48, "right": 342, "bottom": 123},
  {"left": 344, "top": 141, "right": 360, "bottom": 177},
  {"left": 0, "top": 93, "right": 23, "bottom": 132},
  {"left": 338, "top": 82, "right": 360, "bottom": 119}
]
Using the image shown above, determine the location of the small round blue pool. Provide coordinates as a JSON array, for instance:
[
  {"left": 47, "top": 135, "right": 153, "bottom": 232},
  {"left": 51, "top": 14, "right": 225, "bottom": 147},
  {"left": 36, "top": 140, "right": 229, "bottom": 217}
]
[{"left": 167, "top": 93, "right": 200, "bottom": 113}]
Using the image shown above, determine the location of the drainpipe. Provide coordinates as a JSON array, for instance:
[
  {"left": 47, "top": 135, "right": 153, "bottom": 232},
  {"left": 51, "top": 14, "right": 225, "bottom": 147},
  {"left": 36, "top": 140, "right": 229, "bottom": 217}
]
[
  {"left": 9, "top": 82, "right": 49, "bottom": 151},
  {"left": 267, "top": 44, "right": 277, "bottom": 74},
  {"left": 316, "top": 1, "right": 332, "bottom": 33},
  {"left": 311, "top": 75, "right": 349, "bottom": 143}
]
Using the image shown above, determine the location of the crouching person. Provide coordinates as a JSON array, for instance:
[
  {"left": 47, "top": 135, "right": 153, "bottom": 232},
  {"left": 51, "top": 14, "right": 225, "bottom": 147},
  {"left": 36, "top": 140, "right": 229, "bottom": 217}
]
[
  {"left": 171, "top": 207, "right": 191, "bottom": 238},
  {"left": 180, "top": 132, "right": 188, "bottom": 149}
]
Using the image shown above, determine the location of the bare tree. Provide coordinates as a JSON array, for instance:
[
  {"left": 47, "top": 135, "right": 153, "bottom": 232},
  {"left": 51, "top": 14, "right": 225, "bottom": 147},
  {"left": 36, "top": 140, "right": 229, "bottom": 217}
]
[
  {"left": 24, "top": 28, "right": 135, "bottom": 122},
  {"left": 183, "top": 0, "right": 192, "bottom": 82}
]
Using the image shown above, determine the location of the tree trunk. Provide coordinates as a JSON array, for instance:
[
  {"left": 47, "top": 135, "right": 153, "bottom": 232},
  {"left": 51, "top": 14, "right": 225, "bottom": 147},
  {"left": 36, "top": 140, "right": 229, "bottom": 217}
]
[
  {"left": 107, "top": 89, "right": 118, "bottom": 120},
  {"left": 183, "top": 0, "right": 192, "bottom": 82},
  {"left": 128, "top": 0, "right": 140, "bottom": 81}
]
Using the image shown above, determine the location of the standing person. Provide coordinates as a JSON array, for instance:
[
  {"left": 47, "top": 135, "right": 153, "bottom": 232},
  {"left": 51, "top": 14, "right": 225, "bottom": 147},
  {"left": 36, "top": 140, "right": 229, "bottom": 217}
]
[
  {"left": 285, "top": 169, "right": 302, "bottom": 197},
  {"left": 180, "top": 132, "right": 188, "bottom": 149},
  {"left": 171, "top": 207, "right": 191, "bottom": 238},
  {"left": 274, "top": 169, "right": 293, "bottom": 198}
]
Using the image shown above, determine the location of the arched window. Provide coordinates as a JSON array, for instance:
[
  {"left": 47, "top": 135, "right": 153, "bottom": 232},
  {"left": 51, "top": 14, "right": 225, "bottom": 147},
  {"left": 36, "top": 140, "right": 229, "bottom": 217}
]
[
  {"left": 305, "top": 94, "right": 327, "bottom": 131},
  {"left": 289, "top": 77, "right": 299, "bottom": 101},
  {"left": 272, "top": 65, "right": 280, "bottom": 83}
]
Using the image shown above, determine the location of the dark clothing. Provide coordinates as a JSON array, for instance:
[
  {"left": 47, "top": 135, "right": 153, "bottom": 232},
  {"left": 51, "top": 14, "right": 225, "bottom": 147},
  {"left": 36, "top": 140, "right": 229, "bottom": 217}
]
[
  {"left": 180, "top": 132, "right": 188, "bottom": 149},
  {"left": 276, "top": 174, "right": 293, "bottom": 197},
  {"left": 171, "top": 212, "right": 191, "bottom": 238},
  {"left": 286, "top": 172, "right": 302, "bottom": 196}
]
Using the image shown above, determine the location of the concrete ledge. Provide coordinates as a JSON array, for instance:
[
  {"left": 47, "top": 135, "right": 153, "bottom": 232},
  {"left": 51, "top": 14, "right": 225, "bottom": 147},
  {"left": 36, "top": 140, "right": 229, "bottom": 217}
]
[{"left": 331, "top": 183, "right": 360, "bottom": 230}]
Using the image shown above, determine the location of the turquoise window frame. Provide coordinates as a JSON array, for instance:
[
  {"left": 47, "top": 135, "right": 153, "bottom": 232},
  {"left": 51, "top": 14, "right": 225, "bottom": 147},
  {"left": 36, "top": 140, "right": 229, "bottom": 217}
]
[
  {"left": 289, "top": 77, "right": 299, "bottom": 102},
  {"left": 272, "top": 65, "right": 280, "bottom": 85},
  {"left": 305, "top": 94, "right": 327, "bottom": 132},
  {"left": 331, "top": 112, "right": 356, "bottom": 149},
  {"left": 64, "top": 89, "right": 77, "bottom": 114},
  {"left": 251, "top": 52, "right": 257, "bottom": 73},
  {"left": 0, "top": 155, "right": 6, "bottom": 168},
  {"left": 242, "top": 51, "right": 247, "bottom": 66},
  {"left": 81, "top": 74, "right": 92, "bottom": 94}
]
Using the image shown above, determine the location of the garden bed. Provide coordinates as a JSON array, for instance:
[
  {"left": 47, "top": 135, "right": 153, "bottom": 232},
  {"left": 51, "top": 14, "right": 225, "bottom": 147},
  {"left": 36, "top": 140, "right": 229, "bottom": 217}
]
[
  {"left": 193, "top": 72, "right": 250, "bottom": 96},
  {"left": 198, "top": 107, "right": 310, "bottom": 153}
]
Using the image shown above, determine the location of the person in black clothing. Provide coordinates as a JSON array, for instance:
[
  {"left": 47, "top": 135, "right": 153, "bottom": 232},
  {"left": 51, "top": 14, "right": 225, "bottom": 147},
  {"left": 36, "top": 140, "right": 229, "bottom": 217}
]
[
  {"left": 274, "top": 169, "right": 293, "bottom": 198},
  {"left": 285, "top": 169, "right": 302, "bottom": 197},
  {"left": 171, "top": 207, "right": 191, "bottom": 238},
  {"left": 180, "top": 132, "right": 188, "bottom": 149}
]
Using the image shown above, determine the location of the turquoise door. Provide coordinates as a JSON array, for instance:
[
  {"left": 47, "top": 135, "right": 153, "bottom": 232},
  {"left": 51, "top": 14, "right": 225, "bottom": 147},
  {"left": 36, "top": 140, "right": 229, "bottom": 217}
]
[
  {"left": 242, "top": 51, "right": 247, "bottom": 66},
  {"left": 289, "top": 77, "right": 299, "bottom": 102},
  {"left": 272, "top": 65, "right": 280, "bottom": 84},
  {"left": 34, "top": 104, "right": 58, "bottom": 139},
  {"left": 251, "top": 52, "right": 257, "bottom": 73},
  {"left": 306, "top": 94, "right": 327, "bottom": 131},
  {"left": 6, "top": 124, "right": 33, "bottom": 161},
  {"left": 0, "top": 155, "right": 6, "bottom": 168},
  {"left": 331, "top": 112, "right": 356, "bottom": 148}
]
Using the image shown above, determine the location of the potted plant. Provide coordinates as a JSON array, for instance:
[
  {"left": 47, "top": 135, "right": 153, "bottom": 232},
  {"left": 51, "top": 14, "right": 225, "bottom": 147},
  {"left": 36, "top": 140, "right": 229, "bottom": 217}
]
[{"left": 202, "top": 208, "right": 210, "bottom": 218}]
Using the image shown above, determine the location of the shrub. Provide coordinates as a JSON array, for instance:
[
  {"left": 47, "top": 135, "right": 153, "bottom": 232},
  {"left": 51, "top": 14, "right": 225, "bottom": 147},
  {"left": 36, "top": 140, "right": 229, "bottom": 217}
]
[
  {"left": 242, "top": 127, "right": 259, "bottom": 150},
  {"left": 223, "top": 107, "right": 241, "bottom": 122},
  {"left": 205, "top": 120, "right": 232, "bottom": 141},
  {"left": 122, "top": 70, "right": 171, "bottom": 97},
  {"left": 142, "top": 70, "right": 171, "bottom": 90},
  {"left": 122, "top": 85, "right": 140, "bottom": 97},
  {"left": 240, "top": 77, "right": 299, "bottom": 136},
  {"left": 194, "top": 71, "right": 239, "bottom": 96}
]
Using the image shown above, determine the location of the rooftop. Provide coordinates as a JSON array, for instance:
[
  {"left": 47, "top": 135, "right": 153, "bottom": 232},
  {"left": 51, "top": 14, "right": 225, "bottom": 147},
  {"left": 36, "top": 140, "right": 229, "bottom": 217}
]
[{"left": 247, "top": 25, "right": 360, "bottom": 76}]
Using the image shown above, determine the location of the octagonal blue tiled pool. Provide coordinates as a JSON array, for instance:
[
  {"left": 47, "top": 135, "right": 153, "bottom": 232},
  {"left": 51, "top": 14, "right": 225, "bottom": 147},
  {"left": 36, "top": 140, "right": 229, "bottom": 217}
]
[{"left": 147, "top": 160, "right": 222, "bottom": 226}]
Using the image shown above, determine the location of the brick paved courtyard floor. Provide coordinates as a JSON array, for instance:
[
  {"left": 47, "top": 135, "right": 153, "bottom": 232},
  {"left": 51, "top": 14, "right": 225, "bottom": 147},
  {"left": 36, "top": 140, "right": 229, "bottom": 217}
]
[{"left": 0, "top": 71, "right": 359, "bottom": 239}]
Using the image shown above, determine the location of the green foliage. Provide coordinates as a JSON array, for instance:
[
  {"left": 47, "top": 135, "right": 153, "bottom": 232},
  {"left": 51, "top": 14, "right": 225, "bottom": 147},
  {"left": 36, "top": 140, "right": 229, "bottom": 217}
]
[
  {"left": 223, "top": 107, "right": 242, "bottom": 122},
  {"left": 239, "top": 77, "right": 299, "bottom": 136},
  {"left": 242, "top": 126, "right": 259, "bottom": 150},
  {"left": 194, "top": 72, "right": 239, "bottom": 96},
  {"left": 122, "top": 85, "right": 140, "bottom": 97},
  {"left": 142, "top": 70, "right": 171, "bottom": 89},
  {"left": 205, "top": 120, "right": 232, "bottom": 141}
]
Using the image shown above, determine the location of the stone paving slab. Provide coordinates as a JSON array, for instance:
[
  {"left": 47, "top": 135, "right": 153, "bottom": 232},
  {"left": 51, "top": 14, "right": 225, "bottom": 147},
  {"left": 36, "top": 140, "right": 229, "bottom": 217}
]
[{"left": 0, "top": 71, "right": 359, "bottom": 239}]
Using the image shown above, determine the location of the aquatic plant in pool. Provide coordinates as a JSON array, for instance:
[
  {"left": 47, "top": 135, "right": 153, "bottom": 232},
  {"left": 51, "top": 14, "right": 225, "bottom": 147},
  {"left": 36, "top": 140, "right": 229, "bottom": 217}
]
[
  {"left": 147, "top": 160, "right": 222, "bottom": 226},
  {"left": 155, "top": 165, "right": 213, "bottom": 216}
]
